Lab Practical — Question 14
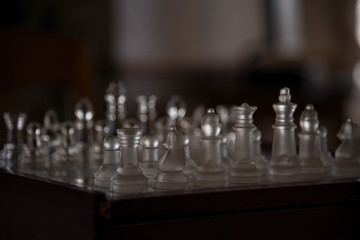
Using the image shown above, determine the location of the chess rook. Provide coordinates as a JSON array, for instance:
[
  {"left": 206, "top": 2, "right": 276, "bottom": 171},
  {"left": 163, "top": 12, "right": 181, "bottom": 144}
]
[
  {"left": 229, "top": 103, "right": 261, "bottom": 184},
  {"left": 111, "top": 128, "right": 148, "bottom": 193}
]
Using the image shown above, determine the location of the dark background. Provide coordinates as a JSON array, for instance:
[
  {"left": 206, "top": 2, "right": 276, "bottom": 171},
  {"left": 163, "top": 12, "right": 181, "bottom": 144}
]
[{"left": 0, "top": 0, "right": 359, "bottom": 150}]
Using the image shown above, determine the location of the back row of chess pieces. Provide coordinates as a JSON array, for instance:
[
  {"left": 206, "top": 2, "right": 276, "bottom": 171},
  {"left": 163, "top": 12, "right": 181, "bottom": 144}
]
[{"left": 1, "top": 86, "right": 359, "bottom": 194}]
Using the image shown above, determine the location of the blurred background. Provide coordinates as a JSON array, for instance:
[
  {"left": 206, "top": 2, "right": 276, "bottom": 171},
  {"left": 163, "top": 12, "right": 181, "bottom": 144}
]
[{"left": 1, "top": 0, "right": 359, "bottom": 150}]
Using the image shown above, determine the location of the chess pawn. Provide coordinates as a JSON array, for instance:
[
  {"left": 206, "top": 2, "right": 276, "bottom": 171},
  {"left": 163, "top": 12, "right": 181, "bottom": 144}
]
[
  {"left": 41, "top": 109, "right": 61, "bottom": 154},
  {"left": 89, "top": 120, "right": 110, "bottom": 173},
  {"left": 105, "top": 81, "right": 127, "bottom": 134},
  {"left": 193, "top": 108, "right": 227, "bottom": 187},
  {"left": 111, "top": 128, "right": 148, "bottom": 193},
  {"left": 154, "top": 126, "right": 189, "bottom": 190},
  {"left": 21, "top": 122, "right": 49, "bottom": 175},
  {"left": 268, "top": 88, "right": 300, "bottom": 182},
  {"left": 140, "top": 134, "right": 160, "bottom": 178},
  {"left": 0, "top": 112, "right": 27, "bottom": 170},
  {"left": 331, "top": 118, "right": 360, "bottom": 178},
  {"left": 183, "top": 133, "right": 198, "bottom": 177},
  {"left": 74, "top": 98, "right": 94, "bottom": 144},
  {"left": 94, "top": 135, "right": 121, "bottom": 187},
  {"left": 298, "top": 105, "right": 326, "bottom": 180},
  {"left": 318, "top": 125, "right": 334, "bottom": 167},
  {"left": 229, "top": 103, "right": 261, "bottom": 184},
  {"left": 52, "top": 122, "right": 83, "bottom": 184},
  {"left": 253, "top": 128, "right": 268, "bottom": 177}
]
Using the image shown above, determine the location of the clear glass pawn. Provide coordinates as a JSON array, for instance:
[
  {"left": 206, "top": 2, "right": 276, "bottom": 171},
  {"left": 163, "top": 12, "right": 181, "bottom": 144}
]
[
  {"left": 52, "top": 122, "right": 83, "bottom": 184},
  {"left": 268, "top": 88, "right": 300, "bottom": 182},
  {"left": 193, "top": 108, "right": 227, "bottom": 187},
  {"left": 1, "top": 112, "right": 27, "bottom": 171},
  {"left": 331, "top": 118, "right": 360, "bottom": 178},
  {"left": 229, "top": 103, "right": 261, "bottom": 184},
  {"left": 41, "top": 109, "right": 61, "bottom": 159},
  {"left": 154, "top": 126, "right": 189, "bottom": 190},
  {"left": 140, "top": 134, "right": 161, "bottom": 184},
  {"left": 111, "top": 128, "right": 148, "bottom": 193},
  {"left": 94, "top": 135, "right": 120, "bottom": 187},
  {"left": 298, "top": 104, "right": 326, "bottom": 181},
  {"left": 21, "top": 122, "right": 49, "bottom": 176},
  {"left": 89, "top": 120, "right": 110, "bottom": 174}
]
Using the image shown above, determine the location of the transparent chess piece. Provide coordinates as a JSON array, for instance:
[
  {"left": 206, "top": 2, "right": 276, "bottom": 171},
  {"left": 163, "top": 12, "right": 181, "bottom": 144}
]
[
  {"left": 94, "top": 135, "right": 121, "bottom": 187},
  {"left": 74, "top": 97, "right": 95, "bottom": 182},
  {"left": 140, "top": 134, "right": 160, "bottom": 183},
  {"left": 89, "top": 120, "right": 110, "bottom": 174},
  {"left": 136, "top": 95, "right": 158, "bottom": 135},
  {"left": 105, "top": 81, "right": 127, "bottom": 134},
  {"left": 268, "top": 88, "right": 300, "bottom": 182},
  {"left": 41, "top": 109, "right": 61, "bottom": 156},
  {"left": 111, "top": 128, "right": 148, "bottom": 193},
  {"left": 183, "top": 133, "right": 199, "bottom": 178},
  {"left": 52, "top": 122, "right": 83, "bottom": 184},
  {"left": 318, "top": 125, "right": 334, "bottom": 168},
  {"left": 253, "top": 128, "right": 268, "bottom": 177},
  {"left": 193, "top": 108, "right": 227, "bottom": 187},
  {"left": 298, "top": 104, "right": 326, "bottom": 181},
  {"left": 229, "top": 103, "right": 261, "bottom": 184},
  {"left": 21, "top": 122, "right": 49, "bottom": 176},
  {"left": 0, "top": 112, "right": 27, "bottom": 170},
  {"left": 331, "top": 118, "right": 360, "bottom": 178},
  {"left": 154, "top": 126, "right": 189, "bottom": 190},
  {"left": 166, "top": 95, "right": 187, "bottom": 126}
]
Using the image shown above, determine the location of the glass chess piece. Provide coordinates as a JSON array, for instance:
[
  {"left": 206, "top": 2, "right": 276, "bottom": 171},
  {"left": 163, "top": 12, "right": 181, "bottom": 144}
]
[
  {"left": 111, "top": 128, "right": 148, "bottom": 193},
  {"left": 74, "top": 97, "right": 95, "bottom": 183},
  {"left": 41, "top": 109, "right": 61, "bottom": 169},
  {"left": 330, "top": 118, "right": 360, "bottom": 178},
  {"left": 0, "top": 112, "right": 27, "bottom": 171},
  {"left": 193, "top": 108, "right": 227, "bottom": 187},
  {"left": 89, "top": 120, "right": 110, "bottom": 175},
  {"left": 136, "top": 95, "right": 158, "bottom": 135},
  {"left": 267, "top": 88, "right": 300, "bottom": 182},
  {"left": 229, "top": 103, "right": 261, "bottom": 184},
  {"left": 253, "top": 128, "right": 268, "bottom": 177},
  {"left": 318, "top": 125, "right": 334, "bottom": 168},
  {"left": 105, "top": 81, "right": 127, "bottom": 134},
  {"left": 166, "top": 95, "right": 187, "bottom": 126},
  {"left": 298, "top": 104, "right": 326, "bottom": 181},
  {"left": 52, "top": 122, "right": 84, "bottom": 185},
  {"left": 183, "top": 132, "right": 199, "bottom": 178},
  {"left": 21, "top": 122, "right": 49, "bottom": 176},
  {"left": 154, "top": 126, "right": 189, "bottom": 190},
  {"left": 140, "top": 134, "right": 161, "bottom": 185},
  {"left": 94, "top": 135, "right": 121, "bottom": 187}
]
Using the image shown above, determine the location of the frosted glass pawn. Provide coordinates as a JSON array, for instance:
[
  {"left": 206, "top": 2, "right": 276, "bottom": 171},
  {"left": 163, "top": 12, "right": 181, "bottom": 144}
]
[
  {"left": 140, "top": 134, "right": 160, "bottom": 178},
  {"left": 111, "top": 128, "right": 148, "bottom": 193},
  {"left": 298, "top": 105, "right": 326, "bottom": 180},
  {"left": 268, "top": 88, "right": 300, "bottom": 182},
  {"left": 94, "top": 135, "right": 121, "bottom": 187},
  {"left": 1, "top": 112, "right": 27, "bottom": 170},
  {"left": 21, "top": 122, "right": 49, "bottom": 175},
  {"left": 253, "top": 128, "right": 268, "bottom": 177},
  {"left": 331, "top": 118, "right": 360, "bottom": 178},
  {"left": 154, "top": 126, "right": 189, "bottom": 190},
  {"left": 193, "top": 108, "right": 227, "bottom": 187},
  {"left": 229, "top": 103, "right": 261, "bottom": 184},
  {"left": 89, "top": 120, "right": 110, "bottom": 174}
]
